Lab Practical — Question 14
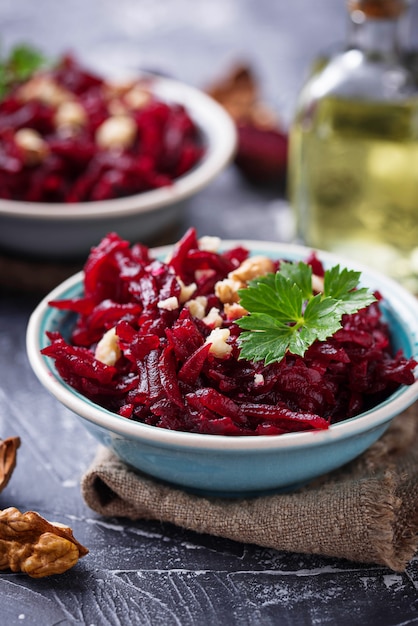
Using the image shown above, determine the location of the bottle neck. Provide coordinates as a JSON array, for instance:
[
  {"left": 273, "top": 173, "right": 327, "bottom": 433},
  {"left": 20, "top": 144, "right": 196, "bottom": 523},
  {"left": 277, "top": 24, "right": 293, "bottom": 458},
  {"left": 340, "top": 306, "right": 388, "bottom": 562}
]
[{"left": 347, "top": 1, "right": 406, "bottom": 60}]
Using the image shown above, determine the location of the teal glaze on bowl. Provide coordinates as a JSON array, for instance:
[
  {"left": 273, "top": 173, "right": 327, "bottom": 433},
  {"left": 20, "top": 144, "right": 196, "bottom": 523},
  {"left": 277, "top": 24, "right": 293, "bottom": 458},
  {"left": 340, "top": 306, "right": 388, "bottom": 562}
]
[
  {"left": 103, "top": 421, "right": 390, "bottom": 496},
  {"left": 26, "top": 241, "right": 418, "bottom": 497}
]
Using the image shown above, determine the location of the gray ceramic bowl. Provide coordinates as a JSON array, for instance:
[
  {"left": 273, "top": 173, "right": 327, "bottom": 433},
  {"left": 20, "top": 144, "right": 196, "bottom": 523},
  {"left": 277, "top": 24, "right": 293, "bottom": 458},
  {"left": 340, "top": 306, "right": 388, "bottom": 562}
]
[
  {"left": 26, "top": 241, "right": 418, "bottom": 496},
  {"left": 0, "top": 76, "right": 236, "bottom": 260}
]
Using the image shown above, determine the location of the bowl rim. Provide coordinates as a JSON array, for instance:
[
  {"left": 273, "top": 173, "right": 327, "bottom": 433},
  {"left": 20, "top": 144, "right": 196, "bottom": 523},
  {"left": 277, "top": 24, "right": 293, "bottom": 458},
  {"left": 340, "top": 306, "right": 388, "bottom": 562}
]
[
  {"left": 26, "top": 239, "right": 418, "bottom": 451},
  {"left": 0, "top": 75, "right": 237, "bottom": 221}
]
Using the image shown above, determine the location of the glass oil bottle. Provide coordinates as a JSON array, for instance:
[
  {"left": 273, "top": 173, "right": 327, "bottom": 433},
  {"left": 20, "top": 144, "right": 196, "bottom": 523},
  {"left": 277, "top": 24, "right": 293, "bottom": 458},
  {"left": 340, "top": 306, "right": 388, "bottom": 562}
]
[{"left": 288, "top": 0, "right": 418, "bottom": 292}]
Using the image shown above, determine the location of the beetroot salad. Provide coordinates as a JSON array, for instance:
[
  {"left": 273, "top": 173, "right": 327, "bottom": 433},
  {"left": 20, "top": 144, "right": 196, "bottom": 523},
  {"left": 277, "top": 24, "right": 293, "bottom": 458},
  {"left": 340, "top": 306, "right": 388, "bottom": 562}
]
[
  {"left": 42, "top": 229, "right": 417, "bottom": 436},
  {"left": 0, "top": 55, "right": 203, "bottom": 203}
]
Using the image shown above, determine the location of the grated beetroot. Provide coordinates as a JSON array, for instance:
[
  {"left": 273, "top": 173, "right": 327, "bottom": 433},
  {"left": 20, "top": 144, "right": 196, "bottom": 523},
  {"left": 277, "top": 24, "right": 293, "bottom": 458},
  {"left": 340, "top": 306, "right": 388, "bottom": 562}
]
[
  {"left": 0, "top": 55, "right": 204, "bottom": 203},
  {"left": 42, "top": 229, "right": 417, "bottom": 436}
]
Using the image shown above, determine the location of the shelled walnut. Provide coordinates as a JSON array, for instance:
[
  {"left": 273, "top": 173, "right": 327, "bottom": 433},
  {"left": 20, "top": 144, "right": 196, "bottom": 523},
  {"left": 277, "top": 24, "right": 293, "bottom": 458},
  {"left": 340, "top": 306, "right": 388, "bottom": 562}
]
[
  {"left": 207, "top": 64, "right": 288, "bottom": 186},
  {"left": 0, "top": 507, "right": 89, "bottom": 578},
  {"left": 0, "top": 437, "right": 88, "bottom": 577},
  {"left": 207, "top": 64, "right": 275, "bottom": 128},
  {"left": 0, "top": 437, "right": 20, "bottom": 494}
]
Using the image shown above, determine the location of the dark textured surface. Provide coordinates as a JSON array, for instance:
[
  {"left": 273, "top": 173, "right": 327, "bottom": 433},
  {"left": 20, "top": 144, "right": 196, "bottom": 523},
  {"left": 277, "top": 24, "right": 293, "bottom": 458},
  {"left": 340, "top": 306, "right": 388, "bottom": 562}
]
[{"left": 1, "top": 1, "right": 418, "bottom": 624}]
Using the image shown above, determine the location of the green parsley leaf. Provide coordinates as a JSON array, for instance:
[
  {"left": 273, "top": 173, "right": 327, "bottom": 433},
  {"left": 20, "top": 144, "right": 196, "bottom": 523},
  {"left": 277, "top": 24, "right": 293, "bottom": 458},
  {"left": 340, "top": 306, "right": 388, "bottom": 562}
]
[
  {"left": 0, "top": 44, "right": 47, "bottom": 98},
  {"left": 235, "top": 260, "right": 376, "bottom": 365}
]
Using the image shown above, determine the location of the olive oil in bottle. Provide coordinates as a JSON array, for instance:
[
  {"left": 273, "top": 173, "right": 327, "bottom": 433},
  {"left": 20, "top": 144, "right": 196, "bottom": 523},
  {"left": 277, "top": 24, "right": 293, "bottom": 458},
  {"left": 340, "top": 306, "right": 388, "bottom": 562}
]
[{"left": 289, "top": 0, "right": 418, "bottom": 291}]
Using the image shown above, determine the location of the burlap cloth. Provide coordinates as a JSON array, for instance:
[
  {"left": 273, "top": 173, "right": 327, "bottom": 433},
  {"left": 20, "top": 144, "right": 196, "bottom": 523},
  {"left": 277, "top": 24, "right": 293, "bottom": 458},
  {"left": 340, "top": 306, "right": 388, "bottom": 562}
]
[{"left": 81, "top": 404, "right": 418, "bottom": 572}]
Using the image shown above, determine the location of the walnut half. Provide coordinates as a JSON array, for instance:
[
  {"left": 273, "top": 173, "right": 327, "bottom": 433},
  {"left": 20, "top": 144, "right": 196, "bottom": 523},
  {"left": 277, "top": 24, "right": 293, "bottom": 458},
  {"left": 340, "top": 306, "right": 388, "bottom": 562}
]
[
  {"left": 0, "top": 507, "right": 88, "bottom": 578},
  {"left": 0, "top": 437, "right": 20, "bottom": 494}
]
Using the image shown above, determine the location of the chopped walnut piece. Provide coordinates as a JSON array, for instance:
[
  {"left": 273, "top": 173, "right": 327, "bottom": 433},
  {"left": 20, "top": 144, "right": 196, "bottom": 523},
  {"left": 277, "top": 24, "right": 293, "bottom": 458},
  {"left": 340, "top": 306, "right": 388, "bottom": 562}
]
[
  {"left": 215, "top": 255, "right": 274, "bottom": 306},
  {"left": 54, "top": 100, "right": 87, "bottom": 132},
  {"left": 198, "top": 236, "right": 221, "bottom": 252},
  {"left": 124, "top": 84, "right": 152, "bottom": 110},
  {"left": 14, "top": 128, "right": 49, "bottom": 165},
  {"left": 0, "top": 507, "right": 88, "bottom": 578},
  {"left": 103, "top": 81, "right": 152, "bottom": 114},
  {"left": 96, "top": 115, "right": 137, "bottom": 150},
  {"left": 0, "top": 437, "right": 20, "bottom": 494},
  {"left": 207, "top": 64, "right": 278, "bottom": 130},
  {"left": 202, "top": 306, "right": 223, "bottom": 329},
  {"left": 177, "top": 278, "right": 197, "bottom": 303},
  {"left": 157, "top": 296, "right": 179, "bottom": 311},
  {"left": 215, "top": 277, "right": 244, "bottom": 304},
  {"left": 186, "top": 296, "right": 208, "bottom": 319},
  {"left": 204, "top": 328, "right": 232, "bottom": 358},
  {"left": 17, "top": 75, "right": 74, "bottom": 107},
  {"left": 102, "top": 80, "right": 133, "bottom": 100},
  {"left": 95, "top": 327, "right": 121, "bottom": 366},
  {"left": 224, "top": 302, "right": 248, "bottom": 321},
  {"left": 229, "top": 255, "right": 275, "bottom": 283},
  {"left": 312, "top": 273, "right": 325, "bottom": 294}
]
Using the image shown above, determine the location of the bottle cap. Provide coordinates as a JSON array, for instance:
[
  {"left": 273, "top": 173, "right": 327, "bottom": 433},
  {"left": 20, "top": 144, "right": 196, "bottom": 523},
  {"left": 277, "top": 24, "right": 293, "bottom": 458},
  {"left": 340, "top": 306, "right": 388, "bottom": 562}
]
[{"left": 347, "top": 0, "right": 407, "bottom": 18}]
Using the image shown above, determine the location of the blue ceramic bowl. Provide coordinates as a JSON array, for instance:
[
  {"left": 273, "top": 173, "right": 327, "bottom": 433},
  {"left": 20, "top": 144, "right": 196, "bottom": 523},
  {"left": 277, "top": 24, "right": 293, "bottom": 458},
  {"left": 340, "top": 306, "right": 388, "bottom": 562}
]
[{"left": 26, "top": 241, "right": 418, "bottom": 497}]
